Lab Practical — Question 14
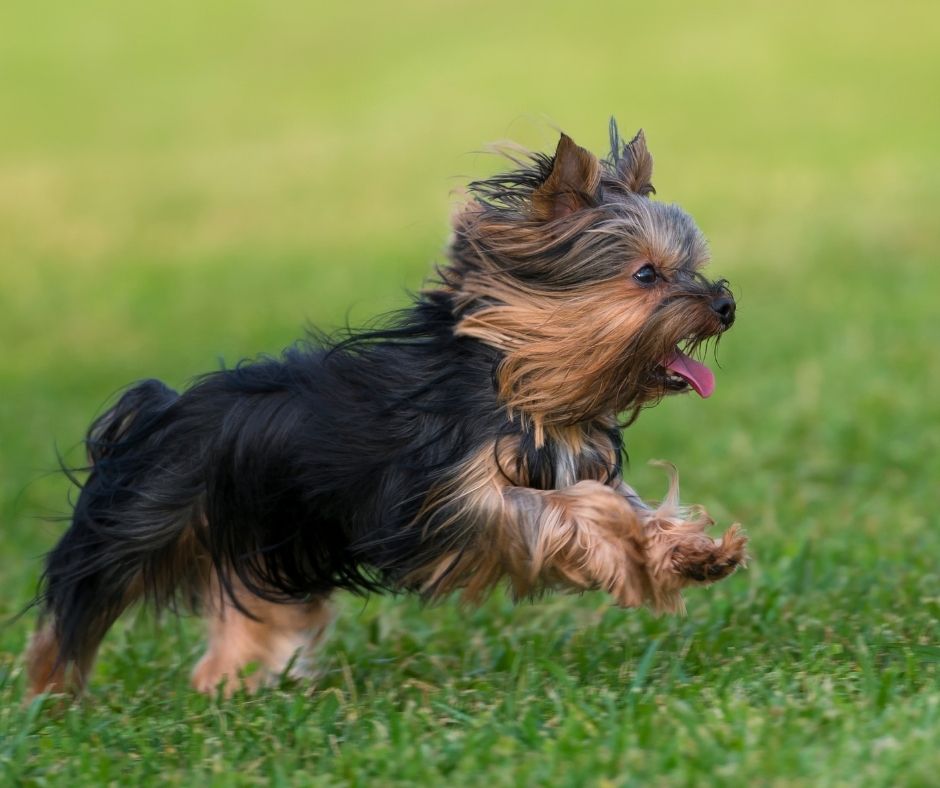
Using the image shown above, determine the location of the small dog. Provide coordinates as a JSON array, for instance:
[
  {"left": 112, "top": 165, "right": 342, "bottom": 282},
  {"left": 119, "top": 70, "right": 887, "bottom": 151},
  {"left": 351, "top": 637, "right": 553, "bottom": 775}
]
[{"left": 26, "top": 120, "right": 746, "bottom": 697}]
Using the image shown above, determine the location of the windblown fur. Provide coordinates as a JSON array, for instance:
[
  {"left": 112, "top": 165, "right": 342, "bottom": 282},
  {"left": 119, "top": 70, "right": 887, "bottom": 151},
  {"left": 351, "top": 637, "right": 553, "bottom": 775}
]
[{"left": 26, "top": 119, "right": 745, "bottom": 696}]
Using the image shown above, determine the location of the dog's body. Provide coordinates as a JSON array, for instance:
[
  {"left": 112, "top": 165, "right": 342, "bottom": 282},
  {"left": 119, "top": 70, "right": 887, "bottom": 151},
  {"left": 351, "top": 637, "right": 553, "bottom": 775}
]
[{"left": 26, "top": 121, "right": 746, "bottom": 696}]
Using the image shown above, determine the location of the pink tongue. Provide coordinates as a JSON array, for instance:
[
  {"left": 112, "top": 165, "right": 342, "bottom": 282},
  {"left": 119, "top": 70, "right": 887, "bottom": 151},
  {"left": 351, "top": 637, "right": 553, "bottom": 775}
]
[{"left": 665, "top": 350, "right": 715, "bottom": 398}]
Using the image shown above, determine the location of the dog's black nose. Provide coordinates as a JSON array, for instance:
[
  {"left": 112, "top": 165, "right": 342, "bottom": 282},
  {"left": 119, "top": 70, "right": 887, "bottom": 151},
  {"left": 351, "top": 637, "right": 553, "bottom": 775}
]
[{"left": 710, "top": 295, "right": 736, "bottom": 327}]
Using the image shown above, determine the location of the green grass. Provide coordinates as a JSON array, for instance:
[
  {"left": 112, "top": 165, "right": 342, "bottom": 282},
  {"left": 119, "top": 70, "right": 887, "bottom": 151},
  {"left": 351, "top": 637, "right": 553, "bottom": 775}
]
[{"left": 2, "top": 0, "right": 939, "bottom": 784}]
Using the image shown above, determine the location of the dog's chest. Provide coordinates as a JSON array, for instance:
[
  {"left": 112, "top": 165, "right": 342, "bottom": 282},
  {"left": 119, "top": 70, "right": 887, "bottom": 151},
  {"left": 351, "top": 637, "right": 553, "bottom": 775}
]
[{"left": 522, "top": 422, "right": 621, "bottom": 490}]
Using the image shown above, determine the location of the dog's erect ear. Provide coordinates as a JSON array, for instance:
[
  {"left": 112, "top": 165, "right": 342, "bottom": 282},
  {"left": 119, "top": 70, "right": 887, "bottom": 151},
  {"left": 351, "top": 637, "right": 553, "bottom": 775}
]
[
  {"left": 616, "top": 129, "right": 655, "bottom": 197},
  {"left": 531, "top": 134, "right": 601, "bottom": 221}
]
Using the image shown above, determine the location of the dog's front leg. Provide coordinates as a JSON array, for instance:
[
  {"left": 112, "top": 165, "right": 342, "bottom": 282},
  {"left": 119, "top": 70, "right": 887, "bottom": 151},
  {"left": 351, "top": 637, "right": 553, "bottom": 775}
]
[
  {"left": 411, "top": 478, "right": 653, "bottom": 606},
  {"left": 498, "top": 478, "right": 745, "bottom": 611},
  {"left": 412, "top": 475, "right": 743, "bottom": 611},
  {"left": 497, "top": 479, "right": 655, "bottom": 607}
]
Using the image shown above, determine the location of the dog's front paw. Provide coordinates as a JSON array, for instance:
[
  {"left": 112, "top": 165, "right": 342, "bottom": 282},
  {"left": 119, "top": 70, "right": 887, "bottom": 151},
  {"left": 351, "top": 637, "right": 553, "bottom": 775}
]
[
  {"left": 643, "top": 517, "right": 747, "bottom": 608},
  {"left": 669, "top": 524, "right": 747, "bottom": 583}
]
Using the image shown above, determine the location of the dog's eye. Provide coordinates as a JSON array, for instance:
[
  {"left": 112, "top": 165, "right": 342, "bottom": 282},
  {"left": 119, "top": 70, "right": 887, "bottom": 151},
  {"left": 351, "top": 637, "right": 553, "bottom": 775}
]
[{"left": 633, "top": 264, "right": 658, "bottom": 285}]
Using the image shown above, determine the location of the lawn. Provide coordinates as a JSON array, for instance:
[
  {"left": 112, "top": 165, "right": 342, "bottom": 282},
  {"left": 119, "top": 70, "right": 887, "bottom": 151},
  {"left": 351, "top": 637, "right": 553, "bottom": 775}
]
[{"left": 1, "top": 0, "right": 939, "bottom": 784}]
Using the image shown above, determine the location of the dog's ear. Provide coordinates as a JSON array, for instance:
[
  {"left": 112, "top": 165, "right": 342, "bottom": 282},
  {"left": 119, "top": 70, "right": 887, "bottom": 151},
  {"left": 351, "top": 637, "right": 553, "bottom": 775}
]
[
  {"left": 531, "top": 134, "right": 601, "bottom": 221},
  {"left": 616, "top": 129, "right": 655, "bottom": 197}
]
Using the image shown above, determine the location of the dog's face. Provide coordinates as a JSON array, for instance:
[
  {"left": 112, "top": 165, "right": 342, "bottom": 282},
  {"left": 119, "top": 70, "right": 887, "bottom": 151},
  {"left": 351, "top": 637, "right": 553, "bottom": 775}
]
[{"left": 449, "top": 120, "right": 735, "bottom": 431}]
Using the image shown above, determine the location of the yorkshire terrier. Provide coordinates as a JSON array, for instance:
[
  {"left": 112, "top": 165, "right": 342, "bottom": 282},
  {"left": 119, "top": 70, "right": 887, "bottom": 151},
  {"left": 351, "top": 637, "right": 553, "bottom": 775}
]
[{"left": 26, "top": 119, "right": 746, "bottom": 697}]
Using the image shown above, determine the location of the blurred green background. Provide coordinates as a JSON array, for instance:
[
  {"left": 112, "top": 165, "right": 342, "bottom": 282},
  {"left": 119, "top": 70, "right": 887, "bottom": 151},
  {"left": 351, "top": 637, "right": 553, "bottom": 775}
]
[{"left": 2, "top": 0, "right": 939, "bottom": 783}]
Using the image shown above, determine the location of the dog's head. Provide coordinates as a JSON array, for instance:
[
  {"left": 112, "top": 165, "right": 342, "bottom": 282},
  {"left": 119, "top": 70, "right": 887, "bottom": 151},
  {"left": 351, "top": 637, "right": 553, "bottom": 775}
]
[{"left": 447, "top": 119, "right": 735, "bottom": 433}]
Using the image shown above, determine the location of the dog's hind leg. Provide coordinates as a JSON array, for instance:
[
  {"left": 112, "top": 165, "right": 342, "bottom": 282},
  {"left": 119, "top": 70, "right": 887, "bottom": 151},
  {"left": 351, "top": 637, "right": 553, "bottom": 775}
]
[
  {"left": 26, "top": 378, "right": 198, "bottom": 697},
  {"left": 25, "top": 575, "right": 144, "bottom": 696},
  {"left": 26, "top": 620, "right": 97, "bottom": 696},
  {"left": 191, "top": 574, "right": 333, "bottom": 696},
  {"left": 26, "top": 506, "right": 203, "bottom": 697}
]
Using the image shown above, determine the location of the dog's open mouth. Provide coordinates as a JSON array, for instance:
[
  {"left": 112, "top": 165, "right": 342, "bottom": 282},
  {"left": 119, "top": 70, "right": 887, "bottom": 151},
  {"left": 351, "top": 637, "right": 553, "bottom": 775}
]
[{"left": 662, "top": 347, "right": 715, "bottom": 398}]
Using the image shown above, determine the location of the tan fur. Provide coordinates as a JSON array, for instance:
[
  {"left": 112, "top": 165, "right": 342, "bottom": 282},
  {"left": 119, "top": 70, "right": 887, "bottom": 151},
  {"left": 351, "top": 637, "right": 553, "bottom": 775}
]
[
  {"left": 621, "top": 465, "right": 747, "bottom": 611},
  {"left": 25, "top": 623, "right": 79, "bottom": 696},
  {"left": 531, "top": 134, "right": 601, "bottom": 220},
  {"left": 191, "top": 575, "right": 333, "bottom": 696},
  {"left": 517, "top": 480, "right": 653, "bottom": 606},
  {"left": 616, "top": 129, "right": 655, "bottom": 196},
  {"left": 457, "top": 278, "right": 656, "bottom": 438},
  {"left": 407, "top": 434, "right": 746, "bottom": 611}
]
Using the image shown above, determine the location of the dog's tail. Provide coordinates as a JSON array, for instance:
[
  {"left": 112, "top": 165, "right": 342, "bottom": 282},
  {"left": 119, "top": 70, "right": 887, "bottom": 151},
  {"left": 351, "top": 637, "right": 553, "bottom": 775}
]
[{"left": 27, "top": 379, "right": 201, "bottom": 694}]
